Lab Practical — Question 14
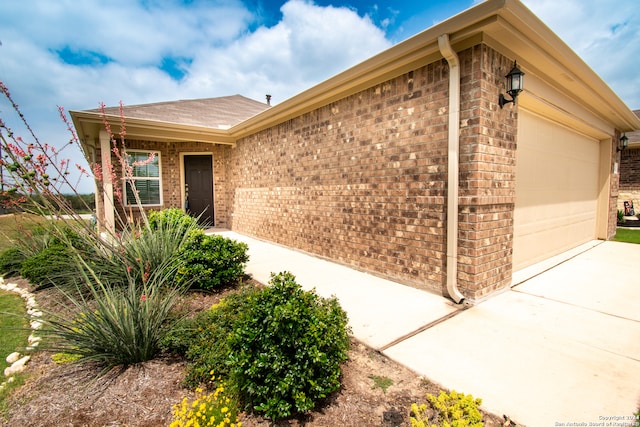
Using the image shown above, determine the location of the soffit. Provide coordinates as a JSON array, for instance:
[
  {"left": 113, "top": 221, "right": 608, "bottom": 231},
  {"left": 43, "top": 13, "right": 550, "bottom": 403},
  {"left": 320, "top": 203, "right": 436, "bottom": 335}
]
[{"left": 230, "top": 0, "right": 640, "bottom": 138}]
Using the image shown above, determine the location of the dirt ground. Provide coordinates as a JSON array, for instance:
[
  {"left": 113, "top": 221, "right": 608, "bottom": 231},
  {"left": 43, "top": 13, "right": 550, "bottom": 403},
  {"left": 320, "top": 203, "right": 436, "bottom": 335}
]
[{"left": 1, "top": 283, "right": 515, "bottom": 427}]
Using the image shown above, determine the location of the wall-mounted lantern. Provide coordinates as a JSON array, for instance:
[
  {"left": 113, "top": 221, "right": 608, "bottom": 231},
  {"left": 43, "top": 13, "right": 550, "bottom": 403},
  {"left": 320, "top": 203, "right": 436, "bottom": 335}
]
[
  {"left": 499, "top": 60, "right": 525, "bottom": 109},
  {"left": 617, "top": 134, "right": 629, "bottom": 152}
]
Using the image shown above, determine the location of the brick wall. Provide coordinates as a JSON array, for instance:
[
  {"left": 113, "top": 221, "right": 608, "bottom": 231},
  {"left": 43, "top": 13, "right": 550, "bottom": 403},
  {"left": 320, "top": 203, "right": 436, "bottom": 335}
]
[
  {"left": 618, "top": 146, "right": 640, "bottom": 217},
  {"left": 223, "top": 43, "right": 516, "bottom": 299},
  {"left": 457, "top": 45, "right": 517, "bottom": 299},
  {"left": 102, "top": 140, "right": 230, "bottom": 228},
  {"left": 619, "top": 146, "right": 640, "bottom": 190},
  {"left": 93, "top": 41, "right": 617, "bottom": 301},
  {"left": 225, "top": 59, "right": 451, "bottom": 293}
]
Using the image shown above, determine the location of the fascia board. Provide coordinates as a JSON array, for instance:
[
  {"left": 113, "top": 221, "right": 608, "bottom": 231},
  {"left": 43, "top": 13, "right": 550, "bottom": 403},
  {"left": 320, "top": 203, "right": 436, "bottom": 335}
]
[{"left": 70, "top": 111, "right": 236, "bottom": 146}]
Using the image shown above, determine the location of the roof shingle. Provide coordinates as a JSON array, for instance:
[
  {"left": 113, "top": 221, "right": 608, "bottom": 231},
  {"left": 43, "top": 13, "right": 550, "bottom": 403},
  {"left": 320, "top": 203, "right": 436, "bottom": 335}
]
[{"left": 91, "top": 95, "right": 270, "bottom": 129}]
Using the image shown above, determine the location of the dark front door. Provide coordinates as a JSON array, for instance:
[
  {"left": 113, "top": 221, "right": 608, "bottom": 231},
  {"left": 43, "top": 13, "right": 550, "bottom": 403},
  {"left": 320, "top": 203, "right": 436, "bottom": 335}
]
[{"left": 184, "top": 155, "right": 214, "bottom": 225}]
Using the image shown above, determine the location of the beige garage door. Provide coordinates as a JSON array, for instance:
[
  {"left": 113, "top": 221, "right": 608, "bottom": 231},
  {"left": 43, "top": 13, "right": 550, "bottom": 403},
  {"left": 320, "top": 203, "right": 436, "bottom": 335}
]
[{"left": 513, "top": 110, "right": 600, "bottom": 271}]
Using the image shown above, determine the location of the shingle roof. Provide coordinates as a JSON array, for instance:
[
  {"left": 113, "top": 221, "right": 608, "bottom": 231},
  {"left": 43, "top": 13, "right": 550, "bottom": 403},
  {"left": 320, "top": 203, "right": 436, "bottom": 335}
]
[{"left": 90, "top": 95, "right": 270, "bottom": 130}]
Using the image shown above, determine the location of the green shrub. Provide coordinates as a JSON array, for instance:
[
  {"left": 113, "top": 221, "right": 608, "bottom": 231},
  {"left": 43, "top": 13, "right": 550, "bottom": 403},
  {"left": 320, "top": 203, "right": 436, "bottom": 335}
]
[
  {"left": 228, "top": 271, "right": 350, "bottom": 419},
  {"left": 41, "top": 262, "right": 186, "bottom": 368},
  {"left": 17, "top": 223, "right": 88, "bottom": 258},
  {"left": 0, "top": 247, "right": 27, "bottom": 277},
  {"left": 618, "top": 209, "right": 625, "bottom": 222},
  {"left": 176, "top": 232, "right": 249, "bottom": 290},
  {"left": 19, "top": 243, "right": 76, "bottom": 288},
  {"left": 410, "top": 390, "right": 484, "bottom": 427},
  {"left": 148, "top": 208, "right": 198, "bottom": 233},
  {"left": 14, "top": 223, "right": 60, "bottom": 258},
  {"left": 160, "top": 285, "right": 258, "bottom": 387},
  {"left": 164, "top": 273, "right": 351, "bottom": 420},
  {"left": 14, "top": 223, "right": 103, "bottom": 290}
]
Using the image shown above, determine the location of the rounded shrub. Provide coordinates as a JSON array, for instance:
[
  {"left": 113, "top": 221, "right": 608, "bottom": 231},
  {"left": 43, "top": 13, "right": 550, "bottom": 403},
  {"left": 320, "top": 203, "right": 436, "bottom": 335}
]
[
  {"left": 228, "top": 271, "right": 351, "bottom": 419},
  {"left": 175, "top": 232, "right": 249, "bottom": 290},
  {"left": 148, "top": 208, "right": 198, "bottom": 233},
  {"left": 19, "top": 244, "right": 74, "bottom": 288},
  {"left": 161, "top": 287, "right": 258, "bottom": 387},
  {"left": 0, "top": 247, "right": 27, "bottom": 277}
]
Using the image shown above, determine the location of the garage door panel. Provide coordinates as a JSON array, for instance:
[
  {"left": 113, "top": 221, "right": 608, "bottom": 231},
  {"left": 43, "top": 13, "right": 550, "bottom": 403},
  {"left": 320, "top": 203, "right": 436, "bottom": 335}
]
[{"left": 514, "top": 110, "right": 599, "bottom": 271}]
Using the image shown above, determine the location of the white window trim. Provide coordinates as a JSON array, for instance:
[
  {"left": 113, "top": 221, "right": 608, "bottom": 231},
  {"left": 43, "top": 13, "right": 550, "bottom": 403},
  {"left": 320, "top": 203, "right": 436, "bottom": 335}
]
[{"left": 123, "top": 149, "right": 163, "bottom": 207}]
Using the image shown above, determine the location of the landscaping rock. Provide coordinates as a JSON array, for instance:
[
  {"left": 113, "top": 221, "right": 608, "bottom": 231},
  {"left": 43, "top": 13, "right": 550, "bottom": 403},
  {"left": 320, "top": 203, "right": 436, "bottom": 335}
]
[
  {"left": 4, "top": 355, "right": 30, "bottom": 377},
  {"left": 6, "top": 352, "right": 21, "bottom": 364}
]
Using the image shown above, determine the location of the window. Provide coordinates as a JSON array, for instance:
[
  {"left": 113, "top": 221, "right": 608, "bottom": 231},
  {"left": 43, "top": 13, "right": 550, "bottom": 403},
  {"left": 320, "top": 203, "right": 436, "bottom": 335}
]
[{"left": 124, "top": 150, "right": 162, "bottom": 206}]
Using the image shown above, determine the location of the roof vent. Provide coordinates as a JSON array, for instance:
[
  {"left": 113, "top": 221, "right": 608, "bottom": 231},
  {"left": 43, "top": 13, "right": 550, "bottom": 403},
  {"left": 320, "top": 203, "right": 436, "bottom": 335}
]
[{"left": 266, "top": 94, "right": 272, "bottom": 106}]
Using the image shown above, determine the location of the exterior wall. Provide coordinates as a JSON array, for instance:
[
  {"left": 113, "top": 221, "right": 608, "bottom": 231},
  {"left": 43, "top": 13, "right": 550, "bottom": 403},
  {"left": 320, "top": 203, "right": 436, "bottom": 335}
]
[
  {"left": 89, "top": 41, "right": 619, "bottom": 301},
  {"left": 618, "top": 147, "right": 640, "bottom": 215},
  {"left": 606, "top": 135, "right": 619, "bottom": 238},
  {"left": 226, "top": 60, "right": 451, "bottom": 294},
  {"left": 99, "top": 140, "right": 230, "bottom": 228},
  {"left": 223, "top": 43, "right": 517, "bottom": 300},
  {"left": 457, "top": 45, "right": 516, "bottom": 299}
]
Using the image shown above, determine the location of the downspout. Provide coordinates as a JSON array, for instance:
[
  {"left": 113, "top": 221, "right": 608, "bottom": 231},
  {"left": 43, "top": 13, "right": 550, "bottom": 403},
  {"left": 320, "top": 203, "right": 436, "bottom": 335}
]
[{"left": 438, "top": 34, "right": 465, "bottom": 304}]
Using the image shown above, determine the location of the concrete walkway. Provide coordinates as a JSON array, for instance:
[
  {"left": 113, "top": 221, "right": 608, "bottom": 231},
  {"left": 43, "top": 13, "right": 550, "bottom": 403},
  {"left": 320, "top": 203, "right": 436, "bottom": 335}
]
[{"left": 211, "top": 230, "right": 640, "bottom": 426}]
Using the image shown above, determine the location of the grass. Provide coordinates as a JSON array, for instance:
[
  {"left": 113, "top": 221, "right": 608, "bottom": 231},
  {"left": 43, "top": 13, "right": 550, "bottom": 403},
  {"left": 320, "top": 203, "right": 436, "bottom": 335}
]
[
  {"left": 0, "top": 213, "right": 47, "bottom": 253},
  {"left": 613, "top": 228, "right": 640, "bottom": 244},
  {"left": 0, "top": 290, "right": 30, "bottom": 373},
  {"left": 369, "top": 374, "right": 393, "bottom": 393},
  {"left": 0, "top": 289, "right": 30, "bottom": 415}
]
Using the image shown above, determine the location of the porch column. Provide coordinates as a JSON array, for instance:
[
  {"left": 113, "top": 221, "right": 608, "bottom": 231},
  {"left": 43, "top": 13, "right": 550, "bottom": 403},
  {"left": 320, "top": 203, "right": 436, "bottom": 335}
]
[{"left": 99, "top": 130, "right": 116, "bottom": 233}]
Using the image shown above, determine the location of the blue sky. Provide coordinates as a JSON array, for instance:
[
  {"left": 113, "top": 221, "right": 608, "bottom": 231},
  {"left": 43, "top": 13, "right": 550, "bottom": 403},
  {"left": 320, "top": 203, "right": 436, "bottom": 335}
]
[{"left": 0, "top": 0, "right": 638, "bottom": 193}]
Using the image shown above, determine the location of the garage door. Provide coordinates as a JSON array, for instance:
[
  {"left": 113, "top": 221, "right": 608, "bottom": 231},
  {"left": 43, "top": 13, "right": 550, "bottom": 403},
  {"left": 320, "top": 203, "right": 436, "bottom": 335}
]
[{"left": 513, "top": 110, "right": 600, "bottom": 271}]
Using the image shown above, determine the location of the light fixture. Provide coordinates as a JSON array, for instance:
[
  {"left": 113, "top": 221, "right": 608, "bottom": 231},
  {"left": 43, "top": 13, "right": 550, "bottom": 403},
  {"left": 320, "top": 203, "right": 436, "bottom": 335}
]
[
  {"left": 617, "top": 133, "right": 629, "bottom": 152},
  {"left": 499, "top": 60, "right": 525, "bottom": 109}
]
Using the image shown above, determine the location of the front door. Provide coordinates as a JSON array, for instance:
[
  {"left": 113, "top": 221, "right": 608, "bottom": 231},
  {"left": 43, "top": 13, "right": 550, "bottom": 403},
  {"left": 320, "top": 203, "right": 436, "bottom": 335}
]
[{"left": 184, "top": 155, "right": 214, "bottom": 225}]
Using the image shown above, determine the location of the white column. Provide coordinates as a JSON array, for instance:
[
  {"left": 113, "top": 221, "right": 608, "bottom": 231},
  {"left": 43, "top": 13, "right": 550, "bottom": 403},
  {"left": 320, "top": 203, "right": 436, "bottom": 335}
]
[{"left": 99, "top": 130, "right": 116, "bottom": 233}]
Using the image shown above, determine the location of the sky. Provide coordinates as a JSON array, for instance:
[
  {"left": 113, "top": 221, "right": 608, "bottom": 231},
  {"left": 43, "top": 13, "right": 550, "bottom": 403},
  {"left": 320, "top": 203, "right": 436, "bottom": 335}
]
[{"left": 0, "top": 0, "right": 638, "bottom": 193}]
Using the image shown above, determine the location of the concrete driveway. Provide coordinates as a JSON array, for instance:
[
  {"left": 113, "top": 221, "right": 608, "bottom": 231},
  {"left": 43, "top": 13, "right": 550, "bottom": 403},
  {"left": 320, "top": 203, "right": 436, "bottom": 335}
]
[
  {"left": 211, "top": 230, "right": 640, "bottom": 426},
  {"left": 385, "top": 241, "right": 640, "bottom": 426}
]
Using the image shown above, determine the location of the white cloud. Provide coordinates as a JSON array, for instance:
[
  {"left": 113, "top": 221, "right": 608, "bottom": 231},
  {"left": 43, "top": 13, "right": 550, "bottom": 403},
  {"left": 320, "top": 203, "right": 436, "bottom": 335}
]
[
  {"left": 521, "top": 0, "right": 640, "bottom": 109},
  {"left": 0, "top": 0, "right": 391, "bottom": 192},
  {"left": 2, "top": 0, "right": 253, "bottom": 65},
  {"left": 182, "top": 0, "right": 390, "bottom": 102}
]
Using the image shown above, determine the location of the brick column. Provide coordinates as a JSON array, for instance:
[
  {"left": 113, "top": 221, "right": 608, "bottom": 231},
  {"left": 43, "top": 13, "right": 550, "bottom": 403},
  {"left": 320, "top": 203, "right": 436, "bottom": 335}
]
[{"left": 456, "top": 45, "right": 518, "bottom": 301}]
